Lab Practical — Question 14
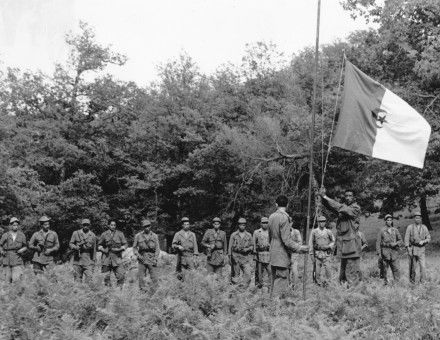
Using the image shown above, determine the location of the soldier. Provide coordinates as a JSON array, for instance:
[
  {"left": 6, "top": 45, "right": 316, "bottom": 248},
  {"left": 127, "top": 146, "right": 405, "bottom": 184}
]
[
  {"left": 133, "top": 219, "right": 160, "bottom": 292},
  {"left": 69, "top": 218, "right": 97, "bottom": 283},
  {"left": 376, "top": 214, "right": 402, "bottom": 284},
  {"left": 308, "top": 216, "right": 335, "bottom": 286},
  {"left": 98, "top": 220, "right": 127, "bottom": 287},
  {"left": 269, "top": 196, "right": 308, "bottom": 299},
  {"left": 404, "top": 211, "right": 431, "bottom": 283},
  {"left": 29, "top": 216, "right": 59, "bottom": 274},
  {"left": 253, "top": 216, "right": 270, "bottom": 289},
  {"left": 172, "top": 217, "right": 198, "bottom": 279},
  {"left": 290, "top": 226, "right": 303, "bottom": 289},
  {"left": 201, "top": 217, "right": 227, "bottom": 274},
  {"left": 229, "top": 218, "right": 253, "bottom": 287},
  {"left": 320, "top": 188, "right": 362, "bottom": 286},
  {"left": 0, "top": 217, "right": 27, "bottom": 283},
  {"left": 358, "top": 230, "right": 368, "bottom": 253}
]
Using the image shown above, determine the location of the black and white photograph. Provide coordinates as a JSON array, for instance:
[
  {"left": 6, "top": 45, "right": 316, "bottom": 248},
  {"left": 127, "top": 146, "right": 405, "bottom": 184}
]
[{"left": 0, "top": 0, "right": 439, "bottom": 339}]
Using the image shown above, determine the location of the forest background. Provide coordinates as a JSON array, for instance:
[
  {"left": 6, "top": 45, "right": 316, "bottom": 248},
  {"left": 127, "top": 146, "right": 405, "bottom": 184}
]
[{"left": 0, "top": 0, "right": 440, "bottom": 254}]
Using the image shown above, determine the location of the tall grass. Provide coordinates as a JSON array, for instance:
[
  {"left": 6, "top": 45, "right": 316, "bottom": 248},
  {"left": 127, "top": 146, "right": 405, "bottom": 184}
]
[{"left": 1, "top": 251, "right": 440, "bottom": 339}]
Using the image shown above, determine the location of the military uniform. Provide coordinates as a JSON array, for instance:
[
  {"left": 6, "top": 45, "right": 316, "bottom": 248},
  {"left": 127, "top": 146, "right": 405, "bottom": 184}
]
[
  {"left": 133, "top": 229, "right": 160, "bottom": 292},
  {"left": 69, "top": 228, "right": 97, "bottom": 282},
  {"left": 404, "top": 220, "right": 430, "bottom": 283},
  {"left": 29, "top": 229, "right": 59, "bottom": 273},
  {"left": 309, "top": 227, "right": 335, "bottom": 285},
  {"left": 229, "top": 229, "right": 253, "bottom": 286},
  {"left": 376, "top": 224, "right": 402, "bottom": 284},
  {"left": 268, "top": 209, "right": 307, "bottom": 298},
  {"left": 290, "top": 228, "right": 303, "bottom": 287},
  {"left": 98, "top": 229, "right": 127, "bottom": 286},
  {"left": 253, "top": 224, "right": 270, "bottom": 288},
  {"left": 172, "top": 228, "right": 198, "bottom": 274},
  {"left": 0, "top": 229, "right": 27, "bottom": 283},
  {"left": 323, "top": 197, "right": 362, "bottom": 285},
  {"left": 202, "top": 224, "right": 227, "bottom": 274}
]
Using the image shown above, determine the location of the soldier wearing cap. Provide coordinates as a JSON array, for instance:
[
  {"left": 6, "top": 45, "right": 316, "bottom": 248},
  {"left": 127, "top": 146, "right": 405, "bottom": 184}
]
[
  {"left": 202, "top": 217, "right": 227, "bottom": 274},
  {"left": 269, "top": 195, "right": 309, "bottom": 298},
  {"left": 29, "top": 216, "right": 60, "bottom": 274},
  {"left": 320, "top": 187, "right": 362, "bottom": 286},
  {"left": 133, "top": 219, "right": 160, "bottom": 292},
  {"left": 69, "top": 218, "right": 97, "bottom": 283},
  {"left": 404, "top": 211, "right": 431, "bottom": 283},
  {"left": 308, "top": 216, "right": 335, "bottom": 286},
  {"left": 0, "top": 217, "right": 27, "bottom": 283},
  {"left": 172, "top": 217, "right": 198, "bottom": 279},
  {"left": 229, "top": 217, "right": 253, "bottom": 287},
  {"left": 253, "top": 216, "right": 271, "bottom": 289},
  {"left": 376, "top": 214, "right": 402, "bottom": 284},
  {"left": 98, "top": 220, "right": 127, "bottom": 287}
]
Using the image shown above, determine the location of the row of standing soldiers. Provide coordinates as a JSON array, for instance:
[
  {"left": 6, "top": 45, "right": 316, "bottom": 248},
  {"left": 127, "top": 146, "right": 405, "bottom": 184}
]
[{"left": 0, "top": 190, "right": 432, "bottom": 295}]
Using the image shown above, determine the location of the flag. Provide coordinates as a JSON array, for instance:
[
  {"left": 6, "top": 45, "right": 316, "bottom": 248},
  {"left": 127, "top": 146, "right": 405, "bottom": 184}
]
[{"left": 332, "top": 60, "right": 431, "bottom": 168}]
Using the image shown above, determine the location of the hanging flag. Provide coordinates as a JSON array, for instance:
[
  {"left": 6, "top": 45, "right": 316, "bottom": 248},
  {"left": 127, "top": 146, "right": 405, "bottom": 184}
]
[{"left": 332, "top": 60, "right": 431, "bottom": 168}]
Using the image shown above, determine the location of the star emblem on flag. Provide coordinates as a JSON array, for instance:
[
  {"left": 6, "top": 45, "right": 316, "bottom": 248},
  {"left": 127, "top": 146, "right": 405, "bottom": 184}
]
[{"left": 371, "top": 108, "right": 388, "bottom": 128}]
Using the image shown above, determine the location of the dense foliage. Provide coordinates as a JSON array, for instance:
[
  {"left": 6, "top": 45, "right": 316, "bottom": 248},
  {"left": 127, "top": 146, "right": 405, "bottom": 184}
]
[{"left": 0, "top": 0, "right": 439, "bottom": 250}]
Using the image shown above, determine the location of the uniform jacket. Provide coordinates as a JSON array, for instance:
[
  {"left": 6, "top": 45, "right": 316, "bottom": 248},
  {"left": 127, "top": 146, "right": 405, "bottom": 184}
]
[
  {"left": 98, "top": 230, "right": 127, "bottom": 266},
  {"left": 253, "top": 228, "right": 270, "bottom": 264},
  {"left": 202, "top": 229, "right": 227, "bottom": 266},
  {"left": 268, "top": 209, "right": 303, "bottom": 268},
  {"left": 229, "top": 230, "right": 253, "bottom": 263},
  {"left": 172, "top": 230, "right": 198, "bottom": 256},
  {"left": 69, "top": 229, "right": 97, "bottom": 266},
  {"left": 309, "top": 228, "right": 335, "bottom": 259},
  {"left": 133, "top": 231, "right": 161, "bottom": 266},
  {"left": 0, "top": 231, "right": 27, "bottom": 266},
  {"left": 29, "top": 230, "right": 59, "bottom": 265},
  {"left": 324, "top": 198, "right": 362, "bottom": 259},
  {"left": 376, "top": 226, "right": 402, "bottom": 260},
  {"left": 404, "top": 224, "right": 431, "bottom": 256}
]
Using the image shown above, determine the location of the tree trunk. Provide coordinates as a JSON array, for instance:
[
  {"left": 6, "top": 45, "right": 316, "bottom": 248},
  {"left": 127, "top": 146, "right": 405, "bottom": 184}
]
[{"left": 419, "top": 195, "right": 432, "bottom": 230}]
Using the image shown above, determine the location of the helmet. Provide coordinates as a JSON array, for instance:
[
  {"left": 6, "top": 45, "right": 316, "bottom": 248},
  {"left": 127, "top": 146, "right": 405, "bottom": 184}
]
[
  {"left": 238, "top": 217, "right": 246, "bottom": 224},
  {"left": 413, "top": 211, "right": 422, "bottom": 217},
  {"left": 39, "top": 216, "right": 50, "bottom": 223},
  {"left": 212, "top": 217, "right": 221, "bottom": 223},
  {"left": 317, "top": 216, "right": 327, "bottom": 222},
  {"left": 141, "top": 219, "right": 151, "bottom": 227},
  {"left": 181, "top": 217, "right": 190, "bottom": 223},
  {"left": 9, "top": 217, "right": 19, "bottom": 224},
  {"left": 81, "top": 218, "right": 91, "bottom": 226},
  {"left": 384, "top": 214, "right": 393, "bottom": 220},
  {"left": 261, "top": 217, "right": 269, "bottom": 223}
]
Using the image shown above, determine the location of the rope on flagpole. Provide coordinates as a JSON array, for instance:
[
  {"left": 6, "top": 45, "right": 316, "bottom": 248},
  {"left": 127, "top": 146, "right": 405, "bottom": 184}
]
[{"left": 320, "top": 52, "right": 346, "bottom": 186}]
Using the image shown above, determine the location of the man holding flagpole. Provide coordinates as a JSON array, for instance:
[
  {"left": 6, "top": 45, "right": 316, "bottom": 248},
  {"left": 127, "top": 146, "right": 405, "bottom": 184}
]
[{"left": 320, "top": 188, "right": 362, "bottom": 286}]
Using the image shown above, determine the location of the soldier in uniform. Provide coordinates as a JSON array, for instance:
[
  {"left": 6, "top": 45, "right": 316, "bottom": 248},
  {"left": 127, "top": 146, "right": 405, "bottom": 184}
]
[
  {"left": 268, "top": 195, "right": 308, "bottom": 298},
  {"left": 253, "top": 216, "right": 270, "bottom": 289},
  {"left": 133, "top": 219, "right": 160, "bottom": 292},
  {"left": 98, "top": 220, "right": 127, "bottom": 287},
  {"left": 376, "top": 214, "right": 402, "bottom": 284},
  {"left": 404, "top": 211, "right": 431, "bottom": 283},
  {"left": 229, "top": 218, "right": 253, "bottom": 287},
  {"left": 29, "top": 216, "right": 59, "bottom": 274},
  {"left": 320, "top": 188, "right": 362, "bottom": 286},
  {"left": 201, "top": 217, "right": 227, "bottom": 274},
  {"left": 308, "top": 216, "right": 335, "bottom": 286},
  {"left": 290, "top": 226, "right": 303, "bottom": 289},
  {"left": 69, "top": 218, "right": 97, "bottom": 283},
  {"left": 0, "top": 217, "right": 27, "bottom": 283},
  {"left": 172, "top": 217, "right": 198, "bottom": 279}
]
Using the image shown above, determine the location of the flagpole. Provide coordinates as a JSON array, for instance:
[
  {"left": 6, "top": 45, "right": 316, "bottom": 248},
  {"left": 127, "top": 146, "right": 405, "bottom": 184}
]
[{"left": 303, "top": 0, "right": 321, "bottom": 301}]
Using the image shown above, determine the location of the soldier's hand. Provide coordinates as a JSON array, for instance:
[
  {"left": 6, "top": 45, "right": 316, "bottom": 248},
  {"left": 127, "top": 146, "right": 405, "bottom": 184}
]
[
  {"left": 0, "top": 250, "right": 5, "bottom": 256},
  {"left": 98, "top": 246, "right": 104, "bottom": 252},
  {"left": 319, "top": 186, "right": 326, "bottom": 197},
  {"left": 299, "top": 245, "right": 309, "bottom": 253},
  {"left": 44, "top": 249, "right": 51, "bottom": 255}
]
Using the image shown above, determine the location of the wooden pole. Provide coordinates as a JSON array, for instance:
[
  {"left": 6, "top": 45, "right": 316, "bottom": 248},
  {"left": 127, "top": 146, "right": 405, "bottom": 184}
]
[{"left": 303, "top": 0, "right": 321, "bottom": 300}]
